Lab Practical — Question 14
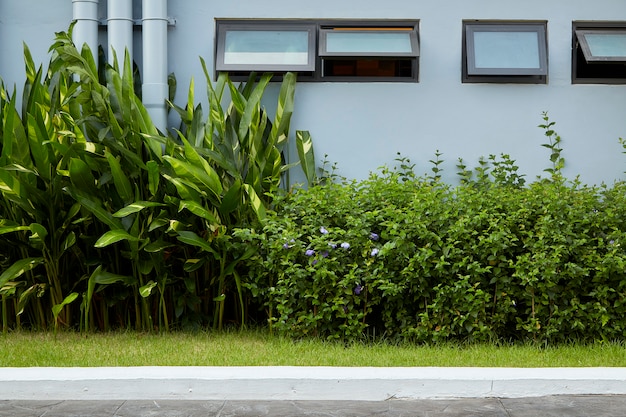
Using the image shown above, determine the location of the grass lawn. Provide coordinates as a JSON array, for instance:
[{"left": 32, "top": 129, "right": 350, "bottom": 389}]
[{"left": 1, "top": 330, "right": 625, "bottom": 367}]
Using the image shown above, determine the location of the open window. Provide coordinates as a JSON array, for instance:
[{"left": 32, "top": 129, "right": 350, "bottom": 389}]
[
  {"left": 573, "top": 22, "right": 626, "bottom": 84},
  {"left": 462, "top": 21, "right": 548, "bottom": 84},
  {"left": 215, "top": 21, "right": 316, "bottom": 74},
  {"left": 318, "top": 24, "right": 419, "bottom": 81},
  {"left": 214, "top": 19, "right": 419, "bottom": 82}
]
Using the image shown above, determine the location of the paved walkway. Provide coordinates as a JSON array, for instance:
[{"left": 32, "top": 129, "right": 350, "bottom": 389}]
[
  {"left": 3, "top": 367, "right": 626, "bottom": 400},
  {"left": 2, "top": 367, "right": 625, "bottom": 416},
  {"left": 2, "top": 396, "right": 626, "bottom": 416}
]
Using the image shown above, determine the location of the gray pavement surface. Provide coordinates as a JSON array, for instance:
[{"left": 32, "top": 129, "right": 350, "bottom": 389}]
[{"left": 2, "top": 396, "right": 626, "bottom": 417}]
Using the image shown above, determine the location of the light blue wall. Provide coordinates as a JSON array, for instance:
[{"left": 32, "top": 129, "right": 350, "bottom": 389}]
[{"left": 2, "top": 0, "right": 626, "bottom": 185}]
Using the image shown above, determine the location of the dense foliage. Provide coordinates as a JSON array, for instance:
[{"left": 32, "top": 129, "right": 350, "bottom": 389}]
[
  {"left": 236, "top": 156, "right": 626, "bottom": 343},
  {"left": 1, "top": 28, "right": 625, "bottom": 345},
  {"left": 0, "top": 27, "right": 314, "bottom": 333}
]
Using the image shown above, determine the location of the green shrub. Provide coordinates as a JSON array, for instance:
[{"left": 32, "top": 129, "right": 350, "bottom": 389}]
[{"left": 237, "top": 170, "right": 626, "bottom": 343}]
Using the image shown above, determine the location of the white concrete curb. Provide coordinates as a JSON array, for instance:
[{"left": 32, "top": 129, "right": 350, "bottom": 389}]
[{"left": 1, "top": 367, "right": 625, "bottom": 401}]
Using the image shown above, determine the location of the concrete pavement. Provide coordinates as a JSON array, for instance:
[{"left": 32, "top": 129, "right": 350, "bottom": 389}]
[
  {"left": 2, "top": 396, "right": 626, "bottom": 416},
  {"left": 2, "top": 367, "right": 626, "bottom": 400},
  {"left": 1, "top": 367, "right": 625, "bottom": 416}
]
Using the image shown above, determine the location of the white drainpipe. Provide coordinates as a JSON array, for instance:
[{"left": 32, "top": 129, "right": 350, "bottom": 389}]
[
  {"left": 142, "top": 0, "right": 168, "bottom": 133},
  {"left": 72, "top": 0, "right": 99, "bottom": 57},
  {"left": 107, "top": 0, "right": 133, "bottom": 66}
]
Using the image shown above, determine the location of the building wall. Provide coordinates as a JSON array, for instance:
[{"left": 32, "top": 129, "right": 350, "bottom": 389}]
[{"left": 1, "top": 0, "right": 625, "bottom": 185}]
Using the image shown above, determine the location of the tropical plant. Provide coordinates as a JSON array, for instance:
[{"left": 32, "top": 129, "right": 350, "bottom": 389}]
[{"left": 0, "top": 24, "right": 317, "bottom": 332}]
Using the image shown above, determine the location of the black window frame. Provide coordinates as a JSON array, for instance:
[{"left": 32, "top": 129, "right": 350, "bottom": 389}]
[
  {"left": 215, "top": 21, "right": 317, "bottom": 74},
  {"left": 462, "top": 20, "right": 548, "bottom": 84},
  {"left": 572, "top": 21, "right": 626, "bottom": 85},
  {"left": 214, "top": 19, "right": 420, "bottom": 83}
]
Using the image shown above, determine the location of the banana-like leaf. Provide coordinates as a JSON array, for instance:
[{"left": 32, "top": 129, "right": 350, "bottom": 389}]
[
  {"left": 238, "top": 74, "right": 272, "bottom": 144},
  {"left": 105, "top": 151, "right": 133, "bottom": 204},
  {"left": 61, "top": 231, "right": 76, "bottom": 252},
  {"left": 146, "top": 160, "right": 160, "bottom": 197},
  {"left": 84, "top": 265, "right": 136, "bottom": 329},
  {"left": 178, "top": 200, "right": 220, "bottom": 224},
  {"left": 29, "top": 223, "right": 48, "bottom": 242},
  {"left": 183, "top": 258, "right": 205, "bottom": 272},
  {"left": 52, "top": 292, "right": 79, "bottom": 319},
  {"left": 16, "top": 284, "right": 45, "bottom": 316},
  {"left": 26, "top": 111, "right": 52, "bottom": 182},
  {"left": 296, "top": 130, "right": 316, "bottom": 185},
  {"left": 219, "top": 179, "right": 243, "bottom": 216},
  {"left": 269, "top": 72, "right": 296, "bottom": 147},
  {"left": 190, "top": 103, "right": 206, "bottom": 147},
  {"left": 161, "top": 172, "right": 202, "bottom": 201},
  {"left": 0, "top": 257, "right": 44, "bottom": 290},
  {"left": 163, "top": 154, "right": 222, "bottom": 201},
  {"left": 113, "top": 201, "right": 165, "bottom": 218},
  {"left": 64, "top": 186, "right": 124, "bottom": 231},
  {"left": 69, "top": 157, "right": 97, "bottom": 194},
  {"left": 243, "top": 183, "right": 266, "bottom": 222},
  {"left": 139, "top": 280, "right": 157, "bottom": 298},
  {"left": 92, "top": 269, "right": 136, "bottom": 286},
  {"left": 176, "top": 230, "right": 218, "bottom": 256},
  {"left": 143, "top": 239, "right": 173, "bottom": 253},
  {"left": 94, "top": 229, "right": 139, "bottom": 248},
  {"left": 0, "top": 225, "right": 31, "bottom": 235}
]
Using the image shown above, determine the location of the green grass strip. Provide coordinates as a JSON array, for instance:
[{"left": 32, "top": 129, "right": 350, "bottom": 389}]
[{"left": 1, "top": 330, "right": 624, "bottom": 367}]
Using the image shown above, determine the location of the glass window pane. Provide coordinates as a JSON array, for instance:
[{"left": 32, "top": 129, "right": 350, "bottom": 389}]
[
  {"left": 473, "top": 31, "right": 540, "bottom": 69},
  {"left": 583, "top": 33, "right": 626, "bottom": 58},
  {"left": 325, "top": 32, "right": 413, "bottom": 54},
  {"left": 224, "top": 30, "right": 310, "bottom": 65}
]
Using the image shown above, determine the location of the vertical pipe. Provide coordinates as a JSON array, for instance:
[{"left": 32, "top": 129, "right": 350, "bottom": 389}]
[
  {"left": 142, "top": 0, "right": 168, "bottom": 133},
  {"left": 107, "top": 0, "right": 133, "bottom": 66},
  {"left": 72, "top": 0, "right": 99, "bottom": 57}
]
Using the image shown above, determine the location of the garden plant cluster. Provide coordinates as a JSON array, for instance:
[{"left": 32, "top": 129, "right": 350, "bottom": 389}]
[
  {"left": 0, "top": 26, "right": 625, "bottom": 346},
  {"left": 0, "top": 26, "right": 314, "bottom": 333},
  {"left": 236, "top": 151, "right": 626, "bottom": 344}
]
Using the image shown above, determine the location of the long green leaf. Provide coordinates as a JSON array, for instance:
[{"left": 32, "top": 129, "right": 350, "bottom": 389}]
[
  {"left": 243, "top": 183, "right": 266, "bottom": 222},
  {"left": 163, "top": 154, "right": 222, "bottom": 201},
  {"left": 69, "top": 157, "right": 97, "bottom": 194},
  {"left": 237, "top": 74, "right": 271, "bottom": 142},
  {"left": 52, "top": 292, "right": 78, "bottom": 319},
  {"left": 146, "top": 160, "right": 160, "bottom": 197},
  {"left": 178, "top": 200, "right": 220, "bottom": 224},
  {"left": 94, "top": 229, "right": 139, "bottom": 248},
  {"left": 64, "top": 186, "right": 124, "bottom": 231},
  {"left": 113, "top": 201, "right": 165, "bottom": 218},
  {"left": 0, "top": 225, "right": 31, "bottom": 235},
  {"left": 296, "top": 130, "right": 316, "bottom": 185},
  {"left": 219, "top": 179, "right": 242, "bottom": 216},
  {"left": 16, "top": 284, "right": 43, "bottom": 316},
  {"left": 105, "top": 151, "right": 133, "bottom": 204},
  {"left": 269, "top": 72, "right": 296, "bottom": 147},
  {"left": 176, "top": 230, "right": 218, "bottom": 256},
  {"left": 143, "top": 239, "right": 174, "bottom": 253},
  {"left": 0, "top": 257, "right": 44, "bottom": 289}
]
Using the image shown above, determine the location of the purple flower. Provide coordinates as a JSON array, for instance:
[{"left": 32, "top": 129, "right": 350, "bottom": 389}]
[
  {"left": 305, "top": 249, "right": 315, "bottom": 256},
  {"left": 283, "top": 243, "right": 290, "bottom": 249},
  {"left": 322, "top": 250, "right": 329, "bottom": 258},
  {"left": 312, "top": 259, "right": 318, "bottom": 266},
  {"left": 341, "top": 242, "right": 350, "bottom": 249},
  {"left": 370, "top": 248, "right": 379, "bottom": 257},
  {"left": 370, "top": 232, "right": 379, "bottom": 241},
  {"left": 354, "top": 284, "right": 364, "bottom": 295},
  {"left": 320, "top": 226, "right": 329, "bottom": 235},
  {"left": 328, "top": 242, "right": 338, "bottom": 249}
]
